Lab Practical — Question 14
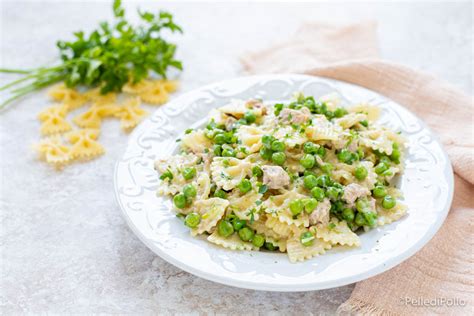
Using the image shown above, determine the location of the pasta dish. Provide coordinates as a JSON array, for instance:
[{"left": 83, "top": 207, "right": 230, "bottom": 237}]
[{"left": 154, "top": 93, "right": 407, "bottom": 262}]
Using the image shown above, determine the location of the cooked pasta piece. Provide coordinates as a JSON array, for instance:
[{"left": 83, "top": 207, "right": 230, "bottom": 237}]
[
  {"left": 210, "top": 157, "right": 251, "bottom": 190},
  {"left": 236, "top": 125, "right": 264, "bottom": 153},
  {"left": 265, "top": 215, "right": 298, "bottom": 238},
  {"left": 207, "top": 231, "right": 257, "bottom": 251},
  {"left": 314, "top": 219, "right": 361, "bottom": 247},
  {"left": 190, "top": 198, "right": 229, "bottom": 236},
  {"left": 181, "top": 130, "right": 212, "bottom": 154},
  {"left": 376, "top": 202, "right": 408, "bottom": 226},
  {"left": 286, "top": 235, "right": 332, "bottom": 263}
]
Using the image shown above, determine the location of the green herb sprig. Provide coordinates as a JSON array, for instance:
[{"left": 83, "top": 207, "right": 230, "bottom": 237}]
[{"left": 0, "top": 0, "right": 183, "bottom": 109}]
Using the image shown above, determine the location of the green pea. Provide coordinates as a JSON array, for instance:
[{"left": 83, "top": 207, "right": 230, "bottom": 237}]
[
  {"left": 320, "top": 163, "right": 333, "bottom": 174},
  {"left": 359, "top": 120, "right": 369, "bottom": 127},
  {"left": 252, "top": 234, "right": 265, "bottom": 248},
  {"left": 391, "top": 149, "right": 401, "bottom": 164},
  {"left": 222, "top": 148, "right": 236, "bottom": 157},
  {"left": 214, "top": 133, "right": 226, "bottom": 145},
  {"left": 316, "top": 174, "right": 331, "bottom": 187},
  {"left": 232, "top": 219, "right": 246, "bottom": 231},
  {"left": 259, "top": 147, "right": 273, "bottom": 160},
  {"left": 325, "top": 111, "right": 335, "bottom": 120},
  {"left": 355, "top": 212, "right": 366, "bottom": 226},
  {"left": 355, "top": 198, "right": 369, "bottom": 213},
  {"left": 316, "top": 146, "right": 326, "bottom": 158},
  {"left": 252, "top": 165, "right": 263, "bottom": 177},
  {"left": 159, "top": 170, "right": 173, "bottom": 181},
  {"left": 337, "top": 149, "right": 353, "bottom": 164},
  {"left": 264, "top": 242, "right": 277, "bottom": 251},
  {"left": 271, "top": 140, "right": 285, "bottom": 152},
  {"left": 303, "top": 198, "right": 318, "bottom": 213},
  {"left": 379, "top": 155, "right": 391, "bottom": 164},
  {"left": 184, "top": 212, "right": 201, "bottom": 228},
  {"left": 304, "top": 170, "right": 316, "bottom": 177},
  {"left": 303, "top": 174, "right": 318, "bottom": 190},
  {"left": 300, "top": 231, "right": 315, "bottom": 246},
  {"left": 354, "top": 166, "right": 368, "bottom": 180},
  {"left": 382, "top": 169, "right": 393, "bottom": 177},
  {"left": 375, "top": 162, "right": 389, "bottom": 174},
  {"left": 363, "top": 211, "right": 377, "bottom": 227},
  {"left": 224, "top": 132, "right": 236, "bottom": 144},
  {"left": 289, "top": 199, "right": 304, "bottom": 216},
  {"left": 311, "top": 186, "right": 325, "bottom": 201},
  {"left": 214, "top": 189, "right": 227, "bottom": 199},
  {"left": 382, "top": 195, "right": 396, "bottom": 209},
  {"left": 300, "top": 154, "right": 315, "bottom": 169},
  {"left": 213, "top": 145, "right": 222, "bottom": 156},
  {"left": 217, "top": 220, "right": 234, "bottom": 237},
  {"left": 274, "top": 103, "right": 284, "bottom": 116},
  {"left": 238, "top": 227, "right": 254, "bottom": 242},
  {"left": 183, "top": 184, "right": 197, "bottom": 198},
  {"left": 238, "top": 179, "right": 252, "bottom": 194},
  {"left": 271, "top": 152, "right": 286, "bottom": 165},
  {"left": 373, "top": 185, "right": 387, "bottom": 198},
  {"left": 325, "top": 186, "right": 341, "bottom": 200},
  {"left": 334, "top": 107, "right": 348, "bottom": 118},
  {"left": 332, "top": 200, "right": 344, "bottom": 212},
  {"left": 303, "top": 142, "right": 318, "bottom": 154},
  {"left": 173, "top": 193, "right": 187, "bottom": 209},
  {"left": 262, "top": 135, "right": 275, "bottom": 149},
  {"left": 342, "top": 208, "right": 355, "bottom": 222},
  {"left": 244, "top": 111, "right": 256, "bottom": 124},
  {"left": 182, "top": 167, "right": 196, "bottom": 180}
]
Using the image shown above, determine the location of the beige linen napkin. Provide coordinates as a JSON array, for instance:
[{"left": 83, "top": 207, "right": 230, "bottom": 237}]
[{"left": 242, "top": 22, "right": 473, "bottom": 315}]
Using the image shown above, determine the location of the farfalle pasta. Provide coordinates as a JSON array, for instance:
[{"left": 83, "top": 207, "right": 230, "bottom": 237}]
[
  {"left": 34, "top": 135, "right": 72, "bottom": 166},
  {"left": 38, "top": 104, "right": 72, "bottom": 135},
  {"left": 48, "top": 83, "right": 89, "bottom": 111},
  {"left": 67, "top": 129, "right": 105, "bottom": 160},
  {"left": 35, "top": 79, "right": 178, "bottom": 167},
  {"left": 116, "top": 97, "right": 148, "bottom": 130},
  {"left": 155, "top": 93, "right": 408, "bottom": 262}
]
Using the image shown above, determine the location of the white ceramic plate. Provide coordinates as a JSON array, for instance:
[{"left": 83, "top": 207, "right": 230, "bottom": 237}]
[{"left": 114, "top": 74, "right": 453, "bottom": 291}]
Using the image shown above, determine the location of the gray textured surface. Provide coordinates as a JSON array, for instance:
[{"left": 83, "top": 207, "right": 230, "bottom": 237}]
[{"left": 0, "top": 1, "right": 472, "bottom": 314}]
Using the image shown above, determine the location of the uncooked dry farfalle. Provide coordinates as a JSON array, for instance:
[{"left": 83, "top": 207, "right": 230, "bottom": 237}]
[
  {"left": 66, "top": 129, "right": 105, "bottom": 160},
  {"left": 48, "top": 83, "right": 89, "bottom": 111},
  {"left": 34, "top": 135, "right": 72, "bottom": 166},
  {"left": 38, "top": 104, "right": 72, "bottom": 135}
]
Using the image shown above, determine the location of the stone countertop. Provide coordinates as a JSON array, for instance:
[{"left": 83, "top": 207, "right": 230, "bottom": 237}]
[{"left": 1, "top": 1, "right": 472, "bottom": 314}]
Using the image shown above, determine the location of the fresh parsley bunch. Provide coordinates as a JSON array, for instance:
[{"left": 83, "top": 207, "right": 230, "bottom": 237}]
[{"left": 0, "top": 0, "right": 183, "bottom": 108}]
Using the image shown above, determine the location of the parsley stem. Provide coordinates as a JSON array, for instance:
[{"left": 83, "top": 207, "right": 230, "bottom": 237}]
[
  {"left": 0, "top": 68, "right": 33, "bottom": 74},
  {"left": 0, "top": 74, "right": 37, "bottom": 91},
  {"left": 0, "top": 74, "right": 64, "bottom": 109},
  {"left": 0, "top": 65, "right": 65, "bottom": 92}
]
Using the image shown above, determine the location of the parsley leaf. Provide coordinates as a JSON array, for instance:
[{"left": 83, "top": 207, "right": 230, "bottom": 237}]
[{"left": 0, "top": 0, "right": 183, "bottom": 109}]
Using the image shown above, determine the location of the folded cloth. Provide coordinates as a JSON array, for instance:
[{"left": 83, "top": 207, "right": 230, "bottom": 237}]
[{"left": 242, "top": 21, "right": 473, "bottom": 315}]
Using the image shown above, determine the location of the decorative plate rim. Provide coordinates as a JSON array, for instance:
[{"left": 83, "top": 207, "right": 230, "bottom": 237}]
[{"left": 114, "top": 74, "right": 454, "bottom": 291}]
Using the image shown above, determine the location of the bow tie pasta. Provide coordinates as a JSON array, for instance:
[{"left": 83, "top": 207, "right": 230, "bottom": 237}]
[
  {"left": 155, "top": 94, "right": 408, "bottom": 263},
  {"left": 35, "top": 79, "right": 177, "bottom": 167}
]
